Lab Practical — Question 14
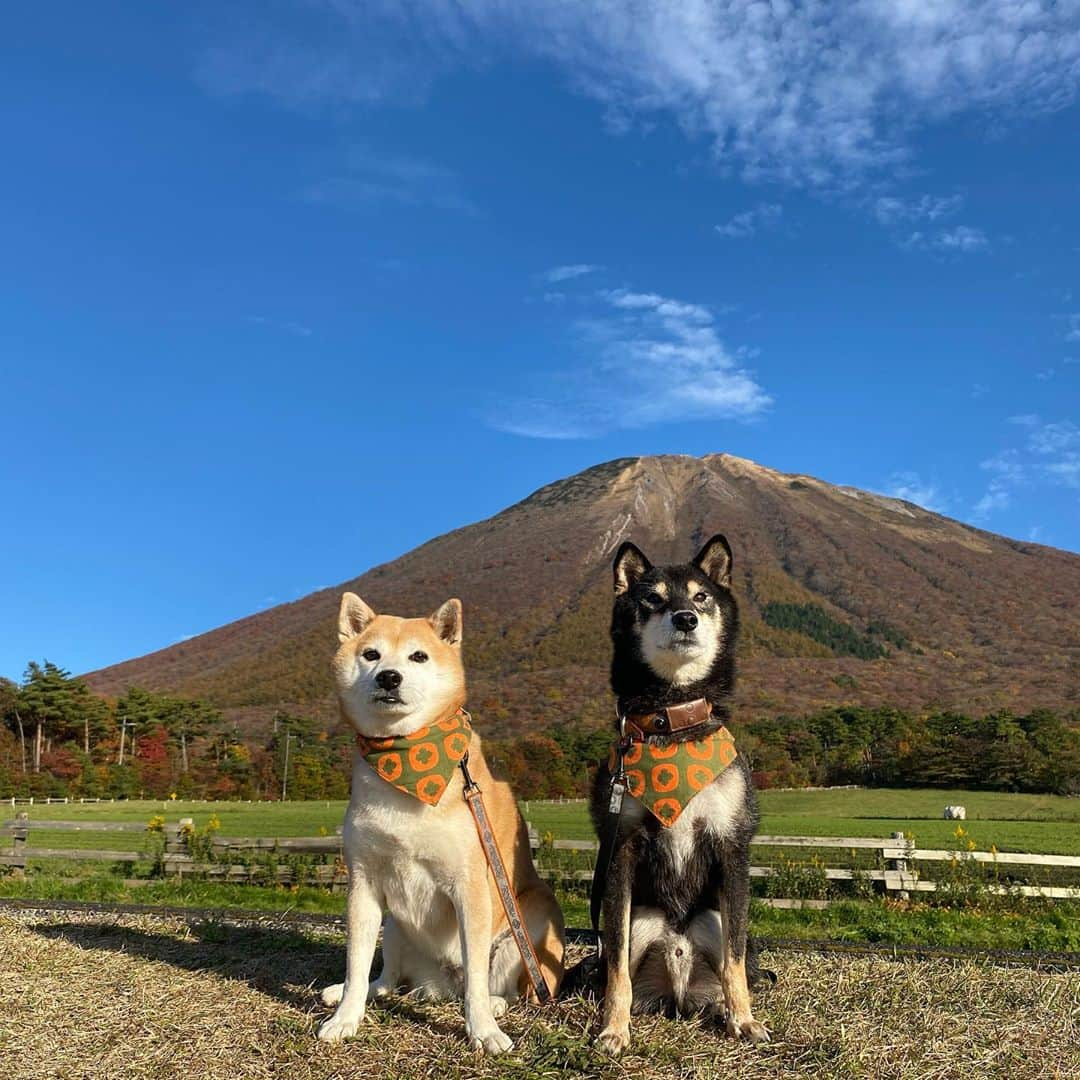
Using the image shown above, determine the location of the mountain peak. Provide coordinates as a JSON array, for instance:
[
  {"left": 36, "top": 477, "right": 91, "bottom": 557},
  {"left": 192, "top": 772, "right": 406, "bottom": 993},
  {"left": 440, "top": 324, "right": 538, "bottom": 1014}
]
[{"left": 86, "top": 453, "right": 1080, "bottom": 737}]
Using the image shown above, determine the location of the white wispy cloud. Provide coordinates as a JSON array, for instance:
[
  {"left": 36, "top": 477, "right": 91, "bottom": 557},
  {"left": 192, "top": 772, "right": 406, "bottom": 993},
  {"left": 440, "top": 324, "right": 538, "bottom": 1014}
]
[
  {"left": 304, "top": 143, "right": 478, "bottom": 215},
  {"left": 1065, "top": 314, "right": 1080, "bottom": 342},
  {"left": 715, "top": 203, "right": 782, "bottom": 238},
  {"left": 493, "top": 284, "right": 770, "bottom": 438},
  {"left": 1029, "top": 420, "right": 1080, "bottom": 458},
  {"left": 198, "top": 2, "right": 1080, "bottom": 185},
  {"left": 872, "top": 194, "right": 963, "bottom": 226},
  {"left": 904, "top": 225, "right": 989, "bottom": 254},
  {"left": 973, "top": 486, "right": 1012, "bottom": 519},
  {"left": 542, "top": 264, "right": 600, "bottom": 283},
  {"left": 871, "top": 194, "right": 987, "bottom": 252},
  {"left": 935, "top": 226, "right": 990, "bottom": 253},
  {"left": 973, "top": 451, "right": 1020, "bottom": 519},
  {"left": 885, "top": 472, "right": 948, "bottom": 513},
  {"left": 973, "top": 415, "right": 1080, "bottom": 518}
]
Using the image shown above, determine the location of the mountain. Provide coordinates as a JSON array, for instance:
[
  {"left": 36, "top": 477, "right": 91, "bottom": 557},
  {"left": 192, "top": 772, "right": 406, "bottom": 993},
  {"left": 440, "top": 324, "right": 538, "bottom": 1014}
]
[{"left": 84, "top": 454, "right": 1080, "bottom": 737}]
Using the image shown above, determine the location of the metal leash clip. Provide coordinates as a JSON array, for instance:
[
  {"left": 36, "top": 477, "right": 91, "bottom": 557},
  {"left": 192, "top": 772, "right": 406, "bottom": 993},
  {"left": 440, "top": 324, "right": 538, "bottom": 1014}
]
[{"left": 608, "top": 713, "right": 629, "bottom": 815}]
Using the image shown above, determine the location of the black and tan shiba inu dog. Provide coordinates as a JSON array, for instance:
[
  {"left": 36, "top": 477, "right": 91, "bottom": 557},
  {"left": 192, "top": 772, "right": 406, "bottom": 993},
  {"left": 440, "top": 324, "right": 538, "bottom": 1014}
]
[{"left": 589, "top": 535, "right": 769, "bottom": 1054}]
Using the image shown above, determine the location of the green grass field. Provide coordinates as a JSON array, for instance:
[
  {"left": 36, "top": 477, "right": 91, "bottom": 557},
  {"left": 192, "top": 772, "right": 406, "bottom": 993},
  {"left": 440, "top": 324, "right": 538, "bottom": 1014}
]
[
  {"left": 1, "top": 799, "right": 348, "bottom": 855},
  {"left": 7, "top": 786, "right": 1080, "bottom": 853},
  {"left": 4, "top": 798, "right": 347, "bottom": 848},
  {"left": 4, "top": 788, "right": 1080, "bottom": 951},
  {"left": 2, "top": 790, "right": 1080, "bottom": 950},
  {"left": 524, "top": 788, "right": 1080, "bottom": 854}
]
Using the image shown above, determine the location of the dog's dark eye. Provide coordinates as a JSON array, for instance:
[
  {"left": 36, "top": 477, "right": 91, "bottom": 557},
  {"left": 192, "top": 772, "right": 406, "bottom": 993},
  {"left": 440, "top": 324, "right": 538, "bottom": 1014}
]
[
  {"left": 693, "top": 591, "right": 709, "bottom": 603},
  {"left": 409, "top": 651, "right": 428, "bottom": 663},
  {"left": 645, "top": 591, "right": 664, "bottom": 606},
  {"left": 361, "top": 648, "right": 380, "bottom": 662}
]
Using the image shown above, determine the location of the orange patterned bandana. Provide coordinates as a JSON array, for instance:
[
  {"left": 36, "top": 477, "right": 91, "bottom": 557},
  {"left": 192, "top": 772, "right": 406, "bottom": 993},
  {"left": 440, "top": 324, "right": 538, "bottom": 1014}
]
[
  {"left": 608, "top": 726, "right": 738, "bottom": 827},
  {"left": 356, "top": 707, "right": 472, "bottom": 806}
]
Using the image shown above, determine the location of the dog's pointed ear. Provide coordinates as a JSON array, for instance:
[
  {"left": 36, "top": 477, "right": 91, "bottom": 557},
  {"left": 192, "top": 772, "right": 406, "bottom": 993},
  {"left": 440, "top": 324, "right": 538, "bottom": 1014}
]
[
  {"left": 339, "top": 593, "right": 377, "bottom": 643},
  {"left": 614, "top": 541, "right": 651, "bottom": 595},
  {"left": 692, "top": 534, "right": 733, "bottom": 588},
  {"left": 428, "top": 598, "right": 463, "bottom": 647}
]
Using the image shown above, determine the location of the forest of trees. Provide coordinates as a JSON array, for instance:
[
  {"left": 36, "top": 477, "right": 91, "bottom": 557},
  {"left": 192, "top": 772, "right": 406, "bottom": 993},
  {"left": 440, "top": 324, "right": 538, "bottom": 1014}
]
[
  {"left": 2, "top": 660, "right": 1078, "bottom": 801},
  {"left": 760, "top": 602, "right": 898, "bottom": 659},
  {"left": 0, "top": 662, "right": 351, "bottom": 802},
  {"left": 741, "top": 705, "right": 1080, "bottom": 795}
]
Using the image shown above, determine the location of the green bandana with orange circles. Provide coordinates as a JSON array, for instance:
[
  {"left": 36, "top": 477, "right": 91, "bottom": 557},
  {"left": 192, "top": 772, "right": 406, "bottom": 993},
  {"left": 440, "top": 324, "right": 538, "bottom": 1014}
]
[
  {"left": 608, "top": 726, "right": 738, "bottom": 827},
  {"left": 356, "top": 708, "right": 473, "bottom": 806}
]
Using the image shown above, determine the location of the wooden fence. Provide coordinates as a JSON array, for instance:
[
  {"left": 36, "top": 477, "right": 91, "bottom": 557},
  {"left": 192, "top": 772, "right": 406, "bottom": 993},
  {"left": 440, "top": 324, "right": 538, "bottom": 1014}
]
[
  {"left": 5, "top": 797, "right": 118, "bottom": 806},
  {"left": 0, "top": 814, "right": 349, "bottom": 887},
  {"left": 530, "top": 831, "right": 1080, "bottom": 904},
  {"left": 3, "top": 815, "right": 1080, "bottom": 903}
]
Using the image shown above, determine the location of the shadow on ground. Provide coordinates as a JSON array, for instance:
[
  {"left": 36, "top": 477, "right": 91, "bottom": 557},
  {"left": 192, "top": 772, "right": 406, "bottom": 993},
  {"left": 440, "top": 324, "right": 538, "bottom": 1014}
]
[
  {"left": 31, "top": 918, "right": 354, "bottom": 1012},
  {"left": 27, "top": 918, "right": 481, "bottom": 1039}
]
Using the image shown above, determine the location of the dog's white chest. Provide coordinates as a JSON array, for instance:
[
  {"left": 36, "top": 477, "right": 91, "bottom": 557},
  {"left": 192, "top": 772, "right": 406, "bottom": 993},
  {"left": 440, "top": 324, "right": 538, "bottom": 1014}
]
[
  {"left": 659, "top": 765, "right": 747, "bottom": 873},
  {"left": 344, "top": 758, "right": 471, "bottom": 955},
  {"left": 617, "top": 762, "right": 746, "bottom": 873}
]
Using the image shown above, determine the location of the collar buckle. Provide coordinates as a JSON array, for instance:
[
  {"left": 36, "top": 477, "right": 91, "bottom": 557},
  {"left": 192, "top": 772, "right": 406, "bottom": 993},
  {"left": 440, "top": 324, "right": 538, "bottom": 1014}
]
[{"left": 623, "top": 697, "right": 714, "bottom": 740}]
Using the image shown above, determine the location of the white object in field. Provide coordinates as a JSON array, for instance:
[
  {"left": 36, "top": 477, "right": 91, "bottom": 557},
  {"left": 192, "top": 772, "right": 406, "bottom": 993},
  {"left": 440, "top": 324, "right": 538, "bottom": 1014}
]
[{"left": 943, "top": 805, "right": 967, "bottom": 820}]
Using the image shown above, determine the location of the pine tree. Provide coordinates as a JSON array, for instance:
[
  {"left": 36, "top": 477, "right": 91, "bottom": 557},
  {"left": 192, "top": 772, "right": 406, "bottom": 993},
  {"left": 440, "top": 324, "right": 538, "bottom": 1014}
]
[{"left": 19, "top": 661, "right": 84, "bottom": 772}]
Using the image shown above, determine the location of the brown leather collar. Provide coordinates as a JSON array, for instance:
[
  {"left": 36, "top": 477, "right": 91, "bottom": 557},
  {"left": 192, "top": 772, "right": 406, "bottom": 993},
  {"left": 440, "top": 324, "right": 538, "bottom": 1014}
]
[{"left": 624, "top": 697, "right": 714, "bottom": 741}]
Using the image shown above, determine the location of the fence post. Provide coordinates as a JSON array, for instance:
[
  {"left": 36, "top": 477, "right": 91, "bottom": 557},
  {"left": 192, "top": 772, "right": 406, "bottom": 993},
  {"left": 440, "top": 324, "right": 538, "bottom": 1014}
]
[
  {"left": 163, "top": 818, "right": 194, "bottom": 878},
  {"left": 11, "top": 812, "right": 29, "bottom": 875},
  {"left": 889, "top": 831, "right": 911, "bottom": 900}
]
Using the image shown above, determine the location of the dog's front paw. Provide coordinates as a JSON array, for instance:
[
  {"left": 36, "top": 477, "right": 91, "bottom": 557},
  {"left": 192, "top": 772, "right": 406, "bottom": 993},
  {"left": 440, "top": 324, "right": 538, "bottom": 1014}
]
[
  {"left": 489, "top": 995, "right": 508, "bottom": 1019},
  {"left": 727, "top": 1016, "right": 770, "bottom": 1044},
  {"left": 318, "top": 1008, "right": 365, "bottom": 1044},
  {"left": 320, "top": 982, "right": 344, "bottom": 1007},
  {"left": 596, "top": 1025, "right": 631, "bottom": 1056},
  {"left": 467, "top": 1023, "right": 513, "bottom": 1055},
  {"left": 367, "top": 977, "right": 394, "bottom": 1003}
]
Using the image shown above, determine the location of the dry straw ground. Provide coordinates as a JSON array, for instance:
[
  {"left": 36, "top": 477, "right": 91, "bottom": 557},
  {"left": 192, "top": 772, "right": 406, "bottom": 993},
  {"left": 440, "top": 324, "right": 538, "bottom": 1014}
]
[{"left": 2, "top": 909, "right": 1078, "bottom": 1080}]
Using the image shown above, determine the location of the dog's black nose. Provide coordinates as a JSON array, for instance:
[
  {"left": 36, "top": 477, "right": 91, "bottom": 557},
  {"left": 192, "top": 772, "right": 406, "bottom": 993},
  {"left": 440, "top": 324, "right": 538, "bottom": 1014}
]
[
  {"left": 375, "top": 669, "right": 402, "bottom": 690},
  {"left": 672, "top": 610, "right": 698, "bottom": 632}
]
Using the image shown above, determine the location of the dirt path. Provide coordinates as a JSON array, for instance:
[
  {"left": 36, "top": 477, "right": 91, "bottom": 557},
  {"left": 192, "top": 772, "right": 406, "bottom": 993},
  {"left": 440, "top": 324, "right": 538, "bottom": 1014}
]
[{"left": 2, "top": 909, "right": 1078, "bottom": 1080}]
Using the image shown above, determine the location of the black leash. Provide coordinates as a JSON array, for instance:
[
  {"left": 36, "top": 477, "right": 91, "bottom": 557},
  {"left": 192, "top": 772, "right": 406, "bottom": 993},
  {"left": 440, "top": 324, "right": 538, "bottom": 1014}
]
[
  {"left": 458, "top": 752, "right": 552, "bottom": 1004},
  {"left": 589, "top": 721, "right": 630, "bottom": 958}
]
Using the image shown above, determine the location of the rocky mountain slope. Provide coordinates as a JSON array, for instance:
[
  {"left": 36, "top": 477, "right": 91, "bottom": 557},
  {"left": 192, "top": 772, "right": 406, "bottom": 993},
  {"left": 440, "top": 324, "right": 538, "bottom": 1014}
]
[{"left": 85, "top": 454, "right": 1080, "bottom": 736}]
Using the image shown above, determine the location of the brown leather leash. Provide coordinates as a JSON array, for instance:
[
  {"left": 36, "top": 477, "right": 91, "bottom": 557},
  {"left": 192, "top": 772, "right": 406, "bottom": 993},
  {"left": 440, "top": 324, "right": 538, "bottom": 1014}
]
[{"left": 458, "top": 752, "right": 552, "bottom": 1004}]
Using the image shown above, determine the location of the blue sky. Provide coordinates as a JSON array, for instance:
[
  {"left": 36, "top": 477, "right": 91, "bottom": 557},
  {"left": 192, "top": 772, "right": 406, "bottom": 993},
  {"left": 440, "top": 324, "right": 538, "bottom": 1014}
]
[{"left": 2, "top": 1, "right": 1079, "bottom": 680}]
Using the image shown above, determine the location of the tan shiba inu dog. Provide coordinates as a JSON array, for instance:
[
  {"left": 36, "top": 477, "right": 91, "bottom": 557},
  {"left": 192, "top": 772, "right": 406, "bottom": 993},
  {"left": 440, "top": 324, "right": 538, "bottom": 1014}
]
[{"left": 318, "top": 593, "right": 564, "bottom": 1054}]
